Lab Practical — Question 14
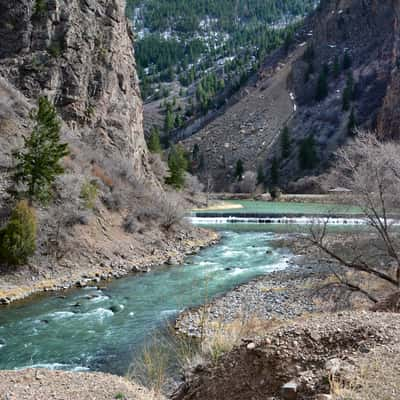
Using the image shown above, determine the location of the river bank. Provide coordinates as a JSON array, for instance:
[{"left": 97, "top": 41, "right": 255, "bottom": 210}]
[
  {"left": 175, "top": 231, "right": 373, "bottom": 337},
  {"left": 176, "top": 256, "right": 333, "bottom": 337},
  {"left": 0, "top": 226, "right": 219, "bottom": 306}
]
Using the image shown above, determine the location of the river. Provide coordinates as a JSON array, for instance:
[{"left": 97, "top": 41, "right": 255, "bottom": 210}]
[{"left": 0, "top": 228, "right": 292, "bottom": 375}]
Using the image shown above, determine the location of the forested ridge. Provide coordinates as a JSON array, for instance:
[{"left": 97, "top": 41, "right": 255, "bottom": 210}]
[
  {"left": 127, "top": 0, "right": 318, "bottom": 141},
  {"left": 128, "top": 0, "right": 316, "bottom": 33}
]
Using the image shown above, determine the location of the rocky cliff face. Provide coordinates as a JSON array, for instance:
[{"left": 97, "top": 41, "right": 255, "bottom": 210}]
[
  {"left": 0, "top": 0, "right": 148, "bottom": 176},
  {"left": 181, "top": 0, "right": 400, "bottom": 191}
]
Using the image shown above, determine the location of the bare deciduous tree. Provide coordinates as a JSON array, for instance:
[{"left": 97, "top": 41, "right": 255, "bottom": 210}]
[
  {"left": 236, "top": 171, "right": 257, "bottom": 194},
  {"left": 308, "top": 132, "right": 400, "bottom": 304}
]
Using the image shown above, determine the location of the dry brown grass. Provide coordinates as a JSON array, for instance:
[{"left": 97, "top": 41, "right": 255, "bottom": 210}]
[
  {"left": 128, "top": 313, "right": 280, "bottom": 395},
  {"left": 200, "top": 315, "right": 281, "bottom": 364},
  {"left": 330, "top": 347, "right": 400, "bottom": 400}
]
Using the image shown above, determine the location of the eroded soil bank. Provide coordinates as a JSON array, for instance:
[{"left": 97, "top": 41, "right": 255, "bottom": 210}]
[{"left": 0, "top": 226, "right": 219, "bottom": 305}]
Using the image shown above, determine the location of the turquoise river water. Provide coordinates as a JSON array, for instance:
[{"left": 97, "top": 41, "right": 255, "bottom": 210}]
[{"left": 0, "top": 228, "right": 293, "bottom": 375}]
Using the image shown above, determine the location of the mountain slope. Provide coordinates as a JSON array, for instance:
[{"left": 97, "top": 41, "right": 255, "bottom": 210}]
[
  {"left": 180, "top": 0, "right": 400, "bottom": 191},
  {"left": 130, "top": 0, "right": 318, "bottom": 139}
]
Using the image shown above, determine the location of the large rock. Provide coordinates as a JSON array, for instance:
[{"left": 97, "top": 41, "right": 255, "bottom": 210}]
[{"left": 0, "top": 0, "right": 149, "bottom": 177}]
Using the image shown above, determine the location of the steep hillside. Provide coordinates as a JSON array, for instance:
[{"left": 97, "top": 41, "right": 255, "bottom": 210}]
[
  {"left": 0, "top": 0, "right": 215, "bottom": 304},
  {"left": 180, "top": 0, "right": 400, "bottom": 192},
  {"left": 130, "top": 0, "right": 317, "bottom": 140}
]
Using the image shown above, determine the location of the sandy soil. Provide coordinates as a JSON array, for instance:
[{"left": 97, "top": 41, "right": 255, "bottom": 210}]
[{"left": 192, "top": 201, "right": 244, "bottom": 211}]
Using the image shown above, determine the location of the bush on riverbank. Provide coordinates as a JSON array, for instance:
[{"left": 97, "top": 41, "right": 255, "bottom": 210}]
[{"left": 0, "top": 200, "right": 37, "bottom": 266}]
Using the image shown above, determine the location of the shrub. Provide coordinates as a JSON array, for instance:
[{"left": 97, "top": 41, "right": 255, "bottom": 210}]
[
  {"left": 48, "top": 41, "right": 62, "bottom": 58},
  {"left": 80, "top": 180, "right": 98, "bottom": 210},
  {"left": 236, "top": 171, "right": 257, "bottom": 193},
  {"left": 33, "top": 0, "right": 47, "bottom": 17},
  {"left": 91, "top": 164, "right": 114, "bottom": 188},
  {"left": 149, "top": 153, "right": 168, "bottom": 181},
  {"left": 270, "top": 186, "right": 282, "bottom": 200},
  {"left": 184, "top": 173, "right": 204, "bottom": 195},
  {"left": 159, "top": 193, "right": 185, "bottom": 230},
  {"left": 123, "top": 214, "right": 140, "bottom": 234},
  {"left": 0, "top": 200, "right": 37, "bottom": 266}
]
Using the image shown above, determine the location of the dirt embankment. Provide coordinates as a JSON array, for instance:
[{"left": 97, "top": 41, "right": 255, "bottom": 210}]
[
  {"left": 0, "top": 224, "right": 219, "bottom": 305},
  {"left": 173, "top": 311, "right": 400, "bottom": 400}
]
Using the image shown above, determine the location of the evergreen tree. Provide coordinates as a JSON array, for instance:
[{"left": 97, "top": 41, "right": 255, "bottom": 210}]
[
  {"left": 348, "top": 108, "right": 357, "bottom": 136},
  {"left": 342, "top": 73, "right": 354, "bottom": 111},
  {"left": 165, "top": 145, "right": 188, "bottom": 189},
  {"left": 257, "top": 164, "right": 266, "bottom": 186},
  {"left": 164, "top": 107, "right": 175, "bottom": 134},
  {"left": 192, "top": 143, "right": 200, "bottom": 161},
  {"left": 333, "top": 55, "right": 340, "bottom": 78},
  {"left": 13, "top": 97, "right": 69, "bottom": 203},
  {"left": 148, "top": 126, "right": 162, "bottom": 153},
  {"left": 281, "top": 126, "right": 291, "bottom": 159},
  {"left": 315, "top": 69, "right": 328, "bottom": 101},
  {"left": 299, "top": 135, "right": 318, "bottom": 170},
  {"left": 235, "top": 159, "right": 244, "bottom": 181},
  {"left": 270, "top": 157, "right": 279, "bottom": 186},
  {"left": 0, "top": 200, "right": 37, "bottom": 266},
  {"left": 343, "top": 51, "right": 352, "bottom": 70}
]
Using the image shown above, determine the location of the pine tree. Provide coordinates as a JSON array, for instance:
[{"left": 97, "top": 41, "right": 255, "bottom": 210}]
[
  {"left": 165, "top": 145, "right": 188, "bottom": 189},
  {"left": 270, "top": 157, "right": 279, "bottom": 186},
  {"left": 342, "top": 73, "right": 354, "bottom": 111},
  {"left": 235, "top": 159, "right": 244, "bottom": 181},
  {"left": 148, "top": 126, "right": 162, "bottom": 153},
  {"left": 299, "top": 135, "right": 318, "bottom": 170},
  {"left": 192, "top": 143, "right": 200, "bottom": 161},
  {"left": 13, "top": 97, "right": 69, "bottom": 203},
  {"left": 315, "top": 69, "right": 328, "bottom": 101},
  {"left": 333, "top": 55, "right": 340, "bottom": 78},
  {"left": 0, "top": 200, "right": 37, "bottom": 266},
  {"left": 343, "top": 51, "right": 352, "bottom": 70},
  {"left": 164, "top": 107, "right": 175, "bottom": 134},
  {"left": 281, "top": 126, "right": 291, "bottom": 159},
  {"left": 257, "top": 164, "right": 266, "bottom": 186},
  {"left": 348, "top": 108, "right": 357, "bottom": 136}
]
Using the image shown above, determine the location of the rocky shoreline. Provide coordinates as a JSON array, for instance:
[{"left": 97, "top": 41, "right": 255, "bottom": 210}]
[
  {"left": 175, "top": 233, "right": 344, "bottom": 337},
  {"left": 0, "top": 228, "right": 219, "bottom": 306},
  {"left": 176, "top": 261, "right": 333, "bottom": 337},
  {"left": 0, "top": 369, "right": 164, "bottom": 400}
]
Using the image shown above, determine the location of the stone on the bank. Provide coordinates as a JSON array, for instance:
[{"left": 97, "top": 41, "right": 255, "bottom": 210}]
[
  {"left": 246, "top": 342, "right": 256, "bottom": 350},
  {"left": 315, "top": 395, "right": 333, "bottom": 400},
  {"left": 281, "top": 381, "right": 298, "bottom": 400}
]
